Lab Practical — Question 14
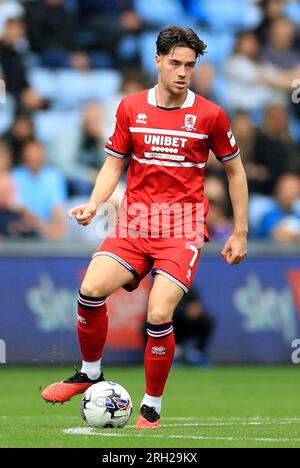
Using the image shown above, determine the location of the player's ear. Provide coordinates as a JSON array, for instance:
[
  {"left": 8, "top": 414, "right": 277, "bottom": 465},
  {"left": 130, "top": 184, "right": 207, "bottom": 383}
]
[{"left": 155, "top": 54, "right": 161, "bottom": 70}]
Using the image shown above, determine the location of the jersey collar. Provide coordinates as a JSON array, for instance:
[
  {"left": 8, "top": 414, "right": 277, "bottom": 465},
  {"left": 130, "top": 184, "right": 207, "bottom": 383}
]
[{"left": 147, "top": 85, "right": 195, "bottom": 109}]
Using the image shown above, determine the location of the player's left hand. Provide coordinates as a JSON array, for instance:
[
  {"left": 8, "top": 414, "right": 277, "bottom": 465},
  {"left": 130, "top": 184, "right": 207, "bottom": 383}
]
[{"left": 221, "top": 233, "right": 247, "bottom": 266}]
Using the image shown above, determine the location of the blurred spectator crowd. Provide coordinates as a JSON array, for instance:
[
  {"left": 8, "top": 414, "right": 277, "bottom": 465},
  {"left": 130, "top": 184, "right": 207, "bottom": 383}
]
[{"left": 0, "top": 0, "right": 300, "bottom": 242}]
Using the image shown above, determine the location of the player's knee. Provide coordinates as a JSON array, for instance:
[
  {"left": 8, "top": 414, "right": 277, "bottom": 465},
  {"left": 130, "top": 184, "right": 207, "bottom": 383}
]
[
  {"left": 80, "top": 283, "right": 107, "bottom": 298},
  {"left": 148, "top": 310, "right": 170, "bottom": 325}
]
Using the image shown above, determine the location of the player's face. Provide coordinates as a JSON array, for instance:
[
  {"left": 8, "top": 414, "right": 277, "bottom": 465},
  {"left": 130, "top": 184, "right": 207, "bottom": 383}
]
[{"left": 156, "top": 47, "right": 196, "bottom": 96}]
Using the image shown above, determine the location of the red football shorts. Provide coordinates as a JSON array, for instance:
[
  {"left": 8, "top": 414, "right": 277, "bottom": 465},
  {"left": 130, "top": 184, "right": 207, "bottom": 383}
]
[{"left": 93, "top": 228, "right": 201, "bottom": 294}]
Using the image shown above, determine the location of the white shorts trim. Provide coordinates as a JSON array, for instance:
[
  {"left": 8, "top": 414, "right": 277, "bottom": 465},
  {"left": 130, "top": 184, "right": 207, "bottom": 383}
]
[
  {"left": 152, "top": 268, "right": 188, "bottom": 294},
  {"left": 92, "top": 251, "right": 138, "bottom": 278}
]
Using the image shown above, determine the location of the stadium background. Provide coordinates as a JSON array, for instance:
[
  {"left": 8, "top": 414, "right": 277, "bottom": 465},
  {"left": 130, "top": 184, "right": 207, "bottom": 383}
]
[{"left": 0, "top": 0, "right": 300, "bottom": 366}]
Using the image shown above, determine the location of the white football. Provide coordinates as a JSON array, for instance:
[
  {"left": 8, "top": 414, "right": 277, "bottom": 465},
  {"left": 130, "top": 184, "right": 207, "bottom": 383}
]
[{"left": 80, "top": 381, "right": 132, "bottom": 428}]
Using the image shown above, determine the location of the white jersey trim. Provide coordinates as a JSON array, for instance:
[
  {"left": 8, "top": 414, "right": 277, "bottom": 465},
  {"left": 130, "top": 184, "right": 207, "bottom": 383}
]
[
  {"left": 129, "top": 127, "right": 208, "bottom": 140},
  {"left": 147, "top": 86, "right": 195, "bottom": 109},
  {"left": 104, "top": 147, "right": 128, "bottom": 159},
  {"left": 131, "top": 153, "right": 206, "bottom": 169},
  {"left": 147, "top": 86, "right": 157, "bottom": 106},
  {"left": 181, "top": 89, "right": 196, "bottom": 108},
  {"left": 218, "top": 149, "right": 240, "bottom": 162}
]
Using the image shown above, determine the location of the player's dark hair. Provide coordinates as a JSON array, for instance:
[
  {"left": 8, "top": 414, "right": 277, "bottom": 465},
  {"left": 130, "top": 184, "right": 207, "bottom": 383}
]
[{"left": 156, "top": 26, "right": 207, "bottom": 58}]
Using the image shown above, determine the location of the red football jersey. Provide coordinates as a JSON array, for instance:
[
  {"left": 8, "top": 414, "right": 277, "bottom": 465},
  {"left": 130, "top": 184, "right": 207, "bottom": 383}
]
[{"left": 105, "top": 87, "right": 240, "bottom": 242}]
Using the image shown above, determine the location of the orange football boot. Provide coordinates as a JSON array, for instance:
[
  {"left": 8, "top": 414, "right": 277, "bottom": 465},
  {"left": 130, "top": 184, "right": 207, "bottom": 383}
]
[
  {"left": 41, "top": 368, "right": 104, "bottom": 404},
  {"left": 134, "top": 405, "right": 160, "bottom": 429}
]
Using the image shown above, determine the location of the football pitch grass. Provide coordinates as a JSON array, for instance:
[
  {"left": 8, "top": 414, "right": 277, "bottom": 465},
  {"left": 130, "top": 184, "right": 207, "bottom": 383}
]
[{"left": 0, "top": 365, "right": 300, "bottom": 448}]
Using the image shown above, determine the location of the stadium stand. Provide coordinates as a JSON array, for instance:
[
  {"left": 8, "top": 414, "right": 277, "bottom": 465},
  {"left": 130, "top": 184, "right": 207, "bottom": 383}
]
[{"left": 0, "top": 0, "right": 299, "bottom": 242}]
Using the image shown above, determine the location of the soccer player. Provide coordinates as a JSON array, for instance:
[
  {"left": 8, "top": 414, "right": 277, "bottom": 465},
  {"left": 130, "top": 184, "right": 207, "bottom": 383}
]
[{"left": 41, "top": 26, "right": 248, "bottom": 429}]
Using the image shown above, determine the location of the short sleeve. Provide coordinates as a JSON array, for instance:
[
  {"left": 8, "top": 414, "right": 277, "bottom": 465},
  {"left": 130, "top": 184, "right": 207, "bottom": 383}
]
[
  {"left": 209, "top": 108, "right": 240, "bottom": 162},
  {"left": 104, "top": 99, "right": 131, "bottom": 159}
]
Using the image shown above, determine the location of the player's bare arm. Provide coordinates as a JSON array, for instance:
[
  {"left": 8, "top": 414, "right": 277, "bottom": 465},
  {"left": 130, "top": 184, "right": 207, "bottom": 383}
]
[
  {"left": 221, "top": 155, "right": 248, "bottom": 265},
  {"left": 69, "top": 155, "right": 126, "bottom": 226}
]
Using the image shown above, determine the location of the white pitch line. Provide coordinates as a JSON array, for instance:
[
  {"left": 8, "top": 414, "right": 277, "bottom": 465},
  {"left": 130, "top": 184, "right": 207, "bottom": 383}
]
[
  {"left": 163, "top": 417, "right": 300, "bottom": 422},
  {"left": 0, "top": 415, "right": 79, "bottom": 420},
  {"left": 63, "top": 428, "right": 300, "bottom": 444},
  {"left": 74, "top": 420, "right": 300, "bottom": 429},
  {"left": 63, "top": 419, "right": 300, "bottom": 430},
  {"left": 169, "top": 435, "right": 300, "bottom": 443},
  {"left": 160, "top": 421, "right": 300, "bottom": 427}
]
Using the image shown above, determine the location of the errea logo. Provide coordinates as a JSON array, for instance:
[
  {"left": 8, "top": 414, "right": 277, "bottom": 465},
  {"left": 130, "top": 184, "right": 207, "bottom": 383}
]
[{"left": 136, "top": 113, "right": 147, "bottom": 124}]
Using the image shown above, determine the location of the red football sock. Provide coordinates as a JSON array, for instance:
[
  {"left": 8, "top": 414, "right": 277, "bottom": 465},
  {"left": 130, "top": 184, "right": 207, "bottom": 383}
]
[
  {"left": 77, "top": 291, "right": 108, "bottom": 362},
  {"left": 144, "top": 321, "right": 175, "bottom": 397}
]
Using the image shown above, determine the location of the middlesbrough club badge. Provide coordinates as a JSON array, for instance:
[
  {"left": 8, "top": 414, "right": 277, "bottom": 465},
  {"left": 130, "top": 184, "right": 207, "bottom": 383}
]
[{"left": 182, "top": 114, "right": 197, "bottom": 131}]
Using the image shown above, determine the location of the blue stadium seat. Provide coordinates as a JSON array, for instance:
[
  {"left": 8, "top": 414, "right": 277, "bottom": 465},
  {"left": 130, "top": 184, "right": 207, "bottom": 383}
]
[
  {"left": 138, "top": 32, "right": 159, "bottom": 75},
  {"left": 248, "top": 194, "right": 276, "bottom": 238},
  {"left": 38, "top": 51, "right": 112, "bottom": 69},
  {"left": 284, "top": 1, "right": 300, "bottom": 25},
  {"left": 28, "top": 68, "right": 121, "bottom": 108},
  {"left": 211, "top": 74, "right": 228, "bottom": 108},
  {"left": 64, "top": 0, "right": 78, "bottom": 13},
  {"left": 196, "top": 30, "right": 235, "bottom": 67},
  {"left": 189, "top": 0, "right": 262, "bottom": 32},
  {"left": 134, "top": 0, "right": 195, "bottom": 28},
  {"left": 295, "top": 199, "right": 300, "bottom": 216},
  {"left": 184, "top": 0, "right": 207, "bottom": 22},
  {"left": 0, "top": 94, "right": 15, "bottom": 136},
  {"left": 33, "top": 109, "right": 81, "bottom": 146},
  {"left": 55, "top": 69, "right": 121, "bottom": 107},
  {"left": 290, "top": 117, "right": 300, "bottom": 144},
  {"left": 27, "top": 68, "right": 59, "bottom": 101},
  {"left": 118, "top": 35, "right": 139, "bottom": 63}
]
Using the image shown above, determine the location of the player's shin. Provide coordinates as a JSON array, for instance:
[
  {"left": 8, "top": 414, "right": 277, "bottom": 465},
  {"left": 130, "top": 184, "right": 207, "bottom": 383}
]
[
  {"left": 142, "top": 321, "right": 175, "bottom": 415},
  {"left": 77, "top": 291, "right": 108, "bottom": 380}
]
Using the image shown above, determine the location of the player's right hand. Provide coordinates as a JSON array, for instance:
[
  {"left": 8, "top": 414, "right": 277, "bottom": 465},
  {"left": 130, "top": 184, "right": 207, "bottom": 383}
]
[{"left": 68, "top": 202, "right": 97, "bottom": 226}]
